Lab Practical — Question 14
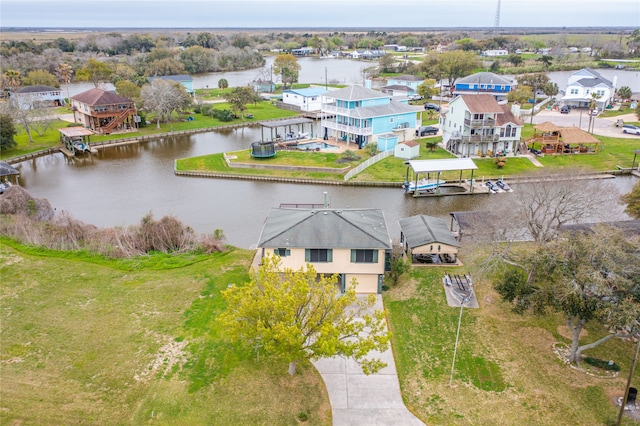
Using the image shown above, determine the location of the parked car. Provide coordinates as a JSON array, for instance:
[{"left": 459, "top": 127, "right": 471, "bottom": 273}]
[
  {"left": 622, "top": 124, "right": 640, "bottom": 135},
  {"left": 408, "top": 94, "right": 422, "bottom": 101},
  {"left": 591, "top": 107, "right": 600, "bottom": 115},
  {"left": 424, "top": 103, "right": 441, "bottom": 111},
  {"left": 416, "top": 126, "right": 438, "bottom": 136},
  {"left": 560, "top": 105, "right": 570, "bottom": 114}
]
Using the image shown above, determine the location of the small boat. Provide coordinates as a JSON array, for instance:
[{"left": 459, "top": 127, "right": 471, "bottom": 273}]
[
  {"left": 496, "top": 179, "right": 513, "bottom": 192},
  {"left": 404, "top": 178, "right": 445, "bottom": 193},
  {"left": 72, "top": 141, "right": 91, "bottom": 154}
]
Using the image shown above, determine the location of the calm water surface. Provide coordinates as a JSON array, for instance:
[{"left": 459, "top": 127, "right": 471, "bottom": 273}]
[{"left": 15, "top": 129, "right": 635, "bottom": 249}]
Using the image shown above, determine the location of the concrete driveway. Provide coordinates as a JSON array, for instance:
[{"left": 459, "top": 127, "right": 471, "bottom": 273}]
[
  {"left": 532, "top": 110, "right": 640, "bottom": 139},
  {"left": 312, "top": 295, "right": 424, "bottom": 426}
]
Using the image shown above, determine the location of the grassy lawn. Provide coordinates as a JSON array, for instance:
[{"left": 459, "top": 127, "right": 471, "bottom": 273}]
[
  {"left": 1, "top": 102, "right": 298, "bottom": 160},
  {"left": 385, "top": 265, "right": 640, "bottom": 425},
  {"left": 0, "top": 239, "right": 330, "bottom": 425}
]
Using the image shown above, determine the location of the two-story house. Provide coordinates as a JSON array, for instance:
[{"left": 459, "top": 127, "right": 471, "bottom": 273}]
[
  {"left": 256, "top": 207, "right": 392, "bottom": 294},
  {"left": 441, "top": 94, "right": 523, "bottom": 157},
  {"left": 452, "top": 72, "right": 516, "bottom": 102},
  {"left": 70, "top": 88, "right": 137, "bottom": 134},
  {"left": 561, "top": 68, "right": 615, "bottom": 110},
  {"left": 320, "top": 85, "right": 422, "bottom": 151},
  {"left": 11, "top": 85, "right": 66, "bottom": 109},
  {"left": 282, "top": 87, "right": 328, "bottom": 112}
]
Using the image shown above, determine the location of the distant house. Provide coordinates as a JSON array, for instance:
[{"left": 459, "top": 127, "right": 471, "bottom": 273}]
[
  {"left": 70, "top": 88, "right": 137, "bottom": 134},
  {"left": 350, "top": 49, "right": 386, "bottom": 60},
  {"left": 482, "top": 49, "right": 508, "bottom": 57},
  {"left": 441, "top": 94, "right": 523, "bottom": 157},
  {"left": 253, "top": 79, "right": 276, "bottom": 93},
  {"left": 320, "top": 85, "right": 423, "bottom": 150},
  {"left": 256, "top": 207, "right": 393, "bottom": 294},
  {"left": 386, "top": 75, "right": 424, "bottom": 92},
  {"left": 291, "top": 47, "right": 314, "bottom": 56},
  {"left": 11, "top": 85, "right": 66, "bottom": 109},
  {"left": 380, "top": 84, "right": 414, "bottom": 98},
  {"left": 453, "top": 72, "right": 516, "bottom": 102},
  {"left": 282, "top": 87, "right": 328, "bottom": 112},
  {"left": 148, "top": 74, "right": 194, "bottom": 95},
  {"left": 561, "top": 67, "right": 615, "bottom": 110}
]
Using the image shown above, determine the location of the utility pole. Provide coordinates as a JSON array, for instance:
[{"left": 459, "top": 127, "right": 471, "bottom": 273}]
[
  {"left": 617, "top": 335, "right": 640, "bottom": 426},
  {"left": 325, "top": 66, "right": 328, "bottom": 91}
]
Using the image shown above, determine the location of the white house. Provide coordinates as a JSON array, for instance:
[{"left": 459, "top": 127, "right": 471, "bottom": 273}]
[
  {"left": 11, "top": 85, "right": 66, "bottom": 109},
  {"left": 482, "top": 49, "right": 508, "bottom": 57},
  {"left": 561, "top": 68, "right": 615, "bottom": 110},
  {"left": 441, "top": 94, "right": 523, "bottom": 157},
  {"left": 282, "top": 87, "right": 328, "bottom": 112}
]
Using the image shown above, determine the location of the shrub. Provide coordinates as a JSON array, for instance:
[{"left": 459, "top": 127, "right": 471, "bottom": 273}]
[
  {"left": 340, "top": 150, "right": 360, "bottom": 161},
  {"left": 365, "top": 143, "right": 379, "bottom": 156}
]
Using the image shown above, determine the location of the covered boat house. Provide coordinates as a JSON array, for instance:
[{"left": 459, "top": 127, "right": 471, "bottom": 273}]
[
  {"left": 403, "top": 158, "right": 480, "bottom": 197},
  {"left": 399, "top": 215, "right": 460, "bottom": 265}
]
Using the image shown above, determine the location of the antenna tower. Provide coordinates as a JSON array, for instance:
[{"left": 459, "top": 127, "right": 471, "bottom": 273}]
[{"left": 493, "top": 0, "right": 501, "bottom": 33}]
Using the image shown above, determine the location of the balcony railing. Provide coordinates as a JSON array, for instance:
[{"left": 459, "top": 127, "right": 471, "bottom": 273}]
[
  {"left": 322, "top": 104, "right": 354, "bottom": 116},
  {"left": 464, "top": 118, "right": 496, "bottom": 128},
  {"left": 323, "top": 120, "right": 373, "bottom": 136}
]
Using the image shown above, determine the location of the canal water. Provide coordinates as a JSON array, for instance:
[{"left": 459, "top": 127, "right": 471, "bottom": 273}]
[{"left": 14, "top": 128, "right": 636, "bottom": 249}]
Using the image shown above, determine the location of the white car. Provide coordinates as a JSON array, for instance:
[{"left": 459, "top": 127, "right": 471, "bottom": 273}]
[
  {"left": 622, "top": 124, "right": 640, "bottom": 135},
  {"left": 408, "top": 94, "right": 422, "bottom": 101},
  {"left": 591, "top": 107, "right": 600, "bottom": 115}
]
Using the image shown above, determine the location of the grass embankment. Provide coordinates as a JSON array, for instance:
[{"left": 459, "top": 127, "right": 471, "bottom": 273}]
[
  {"left": 385, "top": 266, "right": 640, "bottom": 425},
  {"left": 0, "top": 102, "right": 298, "bottom": 161},
  {"left": 0, "top": 240, "right": 330, "bottom": 425}
]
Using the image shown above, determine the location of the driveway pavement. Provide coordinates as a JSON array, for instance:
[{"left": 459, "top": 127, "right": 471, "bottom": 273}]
[
  {"left": 312, "top": 295, "right": 424, "bottom": 426},
  {"left": 532, "top": 110, "right": 640, "bottom": 139}
]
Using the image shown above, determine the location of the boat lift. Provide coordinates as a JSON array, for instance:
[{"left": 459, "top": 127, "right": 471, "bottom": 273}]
[{"left": 403, "top": 158, "right": 480, "bottom": 197}]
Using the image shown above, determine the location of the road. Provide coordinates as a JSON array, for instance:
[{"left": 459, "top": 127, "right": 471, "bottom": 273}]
[{"left": 531, "top": 109, "right": 639, "bottom": 139}]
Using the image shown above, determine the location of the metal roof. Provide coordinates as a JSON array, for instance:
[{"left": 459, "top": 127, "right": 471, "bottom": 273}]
[
  {"left": 257, "top": 208, "right": 392, "bottom": 249},
  {"left": 284, "top": 87, "right": 328, "bottom": 97},
  {"left": 399, "top": 215, "right": 460, "bottom": 249},
  {"left": 405, "top": 158, "right": 478, "bottom": 173},
  {"left": 58, "top": 127, "right": 95, "bottom": 138},
  {"left": 258, "top": 117, "right": 314, "bottom": 128}
]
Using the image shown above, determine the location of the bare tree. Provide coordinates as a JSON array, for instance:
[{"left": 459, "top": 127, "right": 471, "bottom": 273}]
[{"left": 141, "top": 79, "right": 192, "bottom": 128}]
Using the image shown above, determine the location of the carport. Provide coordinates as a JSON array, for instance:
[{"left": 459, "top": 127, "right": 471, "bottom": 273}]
[{"left": 399, "top": 215, "right": 460, "bottom": 265}]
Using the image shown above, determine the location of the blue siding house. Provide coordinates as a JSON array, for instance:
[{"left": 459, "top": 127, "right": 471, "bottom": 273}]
[
  {"left": 452, "top": 72, "right": 515, "bottom": 102},
  {"left": 385, "top": 75, "right": 424, "bottom": 92},
  {"left": 148, "top": 74, "right": 194, "bottom": 95},
  {"left": 320, "top": 86, "right": 422, "bottom": 150}
]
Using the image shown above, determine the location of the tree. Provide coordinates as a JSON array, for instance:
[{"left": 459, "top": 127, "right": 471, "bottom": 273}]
[
  {"left": 273, "top": 54, "right": 300, "bottom": 89},
  {"left": 517, "top": 73, "right": 551, "bottom": 124},
  {"left": 378, "top": 54, "right": 397, "bottom": 73},
  {"left": 420, "top": 51, "right": 478, "bottom": 95},
  {"left": 616, "top": 86, "right": 632, "bottom": 100},
  {"left": 76, "top": 58, "right": 113, "bottom": 87},
  {"left": 23, "top": 70, "right": 59, "bottom": 88},
  {"left": 180, "top": 45, "right": 214, "bottom": 74},
  {"left": 0, "top": 114, "right": 17, "bottom": 151},
  {"left": 115, "top": 80, "right": 141, "bottom": 103},
  {"left": 507, "top": 85, "right": 533, "bottom": 105},
  {"left": 495, "top": 226, "right": 640, "bottom": 363},
  {"left": 507, "top": 54, "right": 523, "bottom": 67},
  {"left": 537, "top": 55, "right": 553, "bottom": 68},
  {"left": 141, "top": 79, "right": 192, "bottom": 128},
  {"left": 146, "top": 58, "right": 186, "bottom": 77},
  {"left": 56, "top": 62, "right": 73, "bottom": 104},
  {"left": 621, "top": 180, "right": 640, "bottom": 219},
  {"left": 416, "top": 79, "right": 437, "bottom": 100},
  {"left": 217, "top": 255, "right": 390, "bottom": 375},
  {"left": 217, "top": 78, "right": 228, "bottom": 89},
  {"left": 3, "top": 69, "right": 21, "bottom": 93},
  {"left": 227, "top": 86, "right": 257, "bottom": 120}
]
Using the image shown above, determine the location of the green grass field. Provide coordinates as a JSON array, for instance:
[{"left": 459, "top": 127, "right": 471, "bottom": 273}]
[
  {"left": 385, "top": 265, "right": 640, "bottom": 425},
  {"left": 0, "top": 240, "right": 331, "bottom": 425}
]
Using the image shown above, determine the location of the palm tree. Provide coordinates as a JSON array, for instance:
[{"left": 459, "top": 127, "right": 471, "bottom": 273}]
[
  {"left": 4, "top": 69, "right": 21, "bottom": 94},
  {"left": 56, "top": 63, "right": 73, "bottom": 107}
]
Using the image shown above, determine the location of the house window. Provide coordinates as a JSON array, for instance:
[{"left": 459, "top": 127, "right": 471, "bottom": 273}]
[
  {"left": 570, "top": 88, "right": 579, "bottom": 95},
  {"left": 351, "top": 249, "right": 378, "bottom": 263},
  {"left": 305, "top": 249, "right": 332, "bottom": 263},
  {"left": 390, "top": 117, "right": 394, "bottom": 123},
  {"left": 596, "top": 90, "right": 605, "bottom": 97},
  {"left": 274, "top": 248, "right": 290, "bottom": 257}
]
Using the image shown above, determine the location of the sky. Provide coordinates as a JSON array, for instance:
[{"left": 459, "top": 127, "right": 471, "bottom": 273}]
[{"left": 0, "top": 0, "right": 639, "bottom": 29}]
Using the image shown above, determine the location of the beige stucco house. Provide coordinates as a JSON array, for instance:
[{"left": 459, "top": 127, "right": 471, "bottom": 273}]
[{"left": 256, "top": 208, "right": 393, "bottom": 293}]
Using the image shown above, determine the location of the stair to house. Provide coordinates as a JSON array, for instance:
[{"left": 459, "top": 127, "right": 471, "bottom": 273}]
[{"left": 102, "top": 108, "right": 135, "bottom": 134}]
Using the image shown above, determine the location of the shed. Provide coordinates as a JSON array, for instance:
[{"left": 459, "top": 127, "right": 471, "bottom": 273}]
[
  {"left": 376, "top": 133, "right": 399, "bottom": 152},
  {"left": 399, "top": 215, "right": 460, "bottom": 264},
  {"left": 394, "top": 140, "right": 420, "bottom": 159}
]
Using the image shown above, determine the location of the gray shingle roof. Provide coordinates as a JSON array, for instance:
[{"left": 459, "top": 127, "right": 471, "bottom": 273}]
[
  {"left": 575, "top": 77, "right": 613, "bottom": 88},
  {"left": 457, "top": 72, "right": 514, "bottom": 86},
  {"left": 399, "top": 215, "right": 460, "bottom": 249},
  {"left": 258, "top": 208, "right": 392, "bottom": 249},
  {"left": 350, "top": 100, "right": 422, "bottom": 119},
  {"left": 324, "top": 85, "right": 390, "bottom": 101}
]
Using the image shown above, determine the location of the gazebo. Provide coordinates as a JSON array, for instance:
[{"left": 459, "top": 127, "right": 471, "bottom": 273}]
[{"left": 527, "top": 122, "right": 599, "bottom": 154}]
